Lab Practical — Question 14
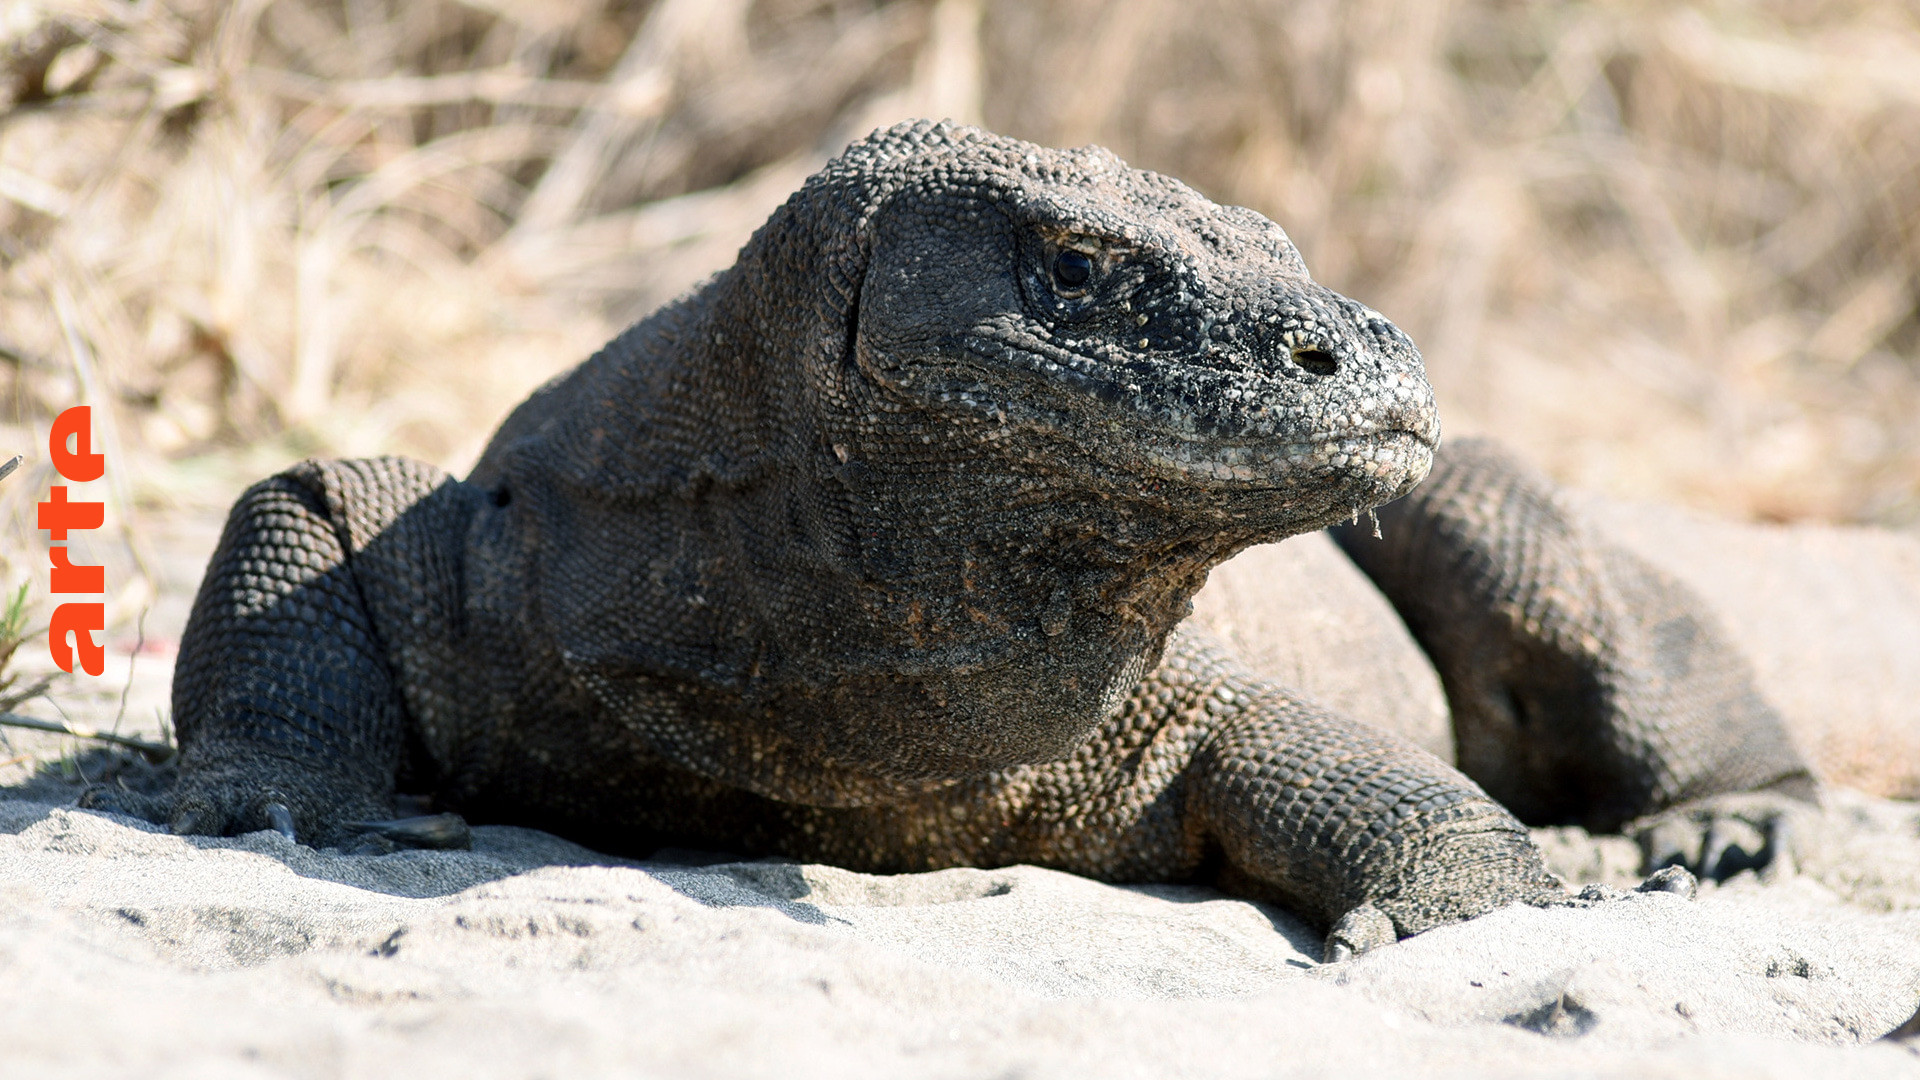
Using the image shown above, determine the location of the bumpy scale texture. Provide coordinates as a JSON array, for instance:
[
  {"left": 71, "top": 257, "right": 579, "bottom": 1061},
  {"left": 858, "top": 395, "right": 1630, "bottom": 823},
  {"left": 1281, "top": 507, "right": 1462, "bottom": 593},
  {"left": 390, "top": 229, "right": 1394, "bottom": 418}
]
[
  {"left": 86, "top": 121, "right": 1801, "bottom": 950},
  {"left": 1332, "top": 438, "right": 1816, "bottom": 831}
]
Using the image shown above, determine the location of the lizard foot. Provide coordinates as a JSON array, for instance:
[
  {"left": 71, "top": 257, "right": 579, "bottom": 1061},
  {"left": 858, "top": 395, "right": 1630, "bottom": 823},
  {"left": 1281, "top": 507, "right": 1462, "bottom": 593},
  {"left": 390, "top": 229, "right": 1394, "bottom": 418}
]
[
  {"left": 1631, "top": 790, "right": 1810, "bottom": 884},
  {"left": 83, "top": 756, "right": 397, "bottom": 849}
]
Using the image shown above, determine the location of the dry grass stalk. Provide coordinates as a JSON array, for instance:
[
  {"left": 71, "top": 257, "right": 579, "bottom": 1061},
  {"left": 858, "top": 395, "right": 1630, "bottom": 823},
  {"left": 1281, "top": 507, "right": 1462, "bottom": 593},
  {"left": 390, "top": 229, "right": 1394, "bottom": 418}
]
[
  {"left": 0, "top": 1, "right": 1914, "bottom": 653},
  {"left": 0, "top": 711, "right": 173, "bottom": 762}
]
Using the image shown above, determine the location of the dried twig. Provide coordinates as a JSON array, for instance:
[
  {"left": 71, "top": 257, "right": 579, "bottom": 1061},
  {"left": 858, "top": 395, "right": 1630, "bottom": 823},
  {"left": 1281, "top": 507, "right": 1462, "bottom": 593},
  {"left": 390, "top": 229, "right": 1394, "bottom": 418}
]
[
  {"left": 251, "top": 67, "right": 635, "bottom": 113},
  {"left": 0, "top": 0, "right": 1914, "bottom": 540},
  {"left": 0, "top": 712, "right": 173, "bottom": 762}
]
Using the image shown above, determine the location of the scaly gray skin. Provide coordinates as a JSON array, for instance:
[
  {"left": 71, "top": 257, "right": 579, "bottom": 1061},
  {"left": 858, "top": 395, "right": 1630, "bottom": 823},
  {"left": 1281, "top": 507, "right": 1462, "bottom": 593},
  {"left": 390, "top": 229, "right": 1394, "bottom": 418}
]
[
  {"left": 1330, "top": 438, "right": 1817, "bottom": 833},
  {"left": 87, "top": 122, "right": 1591, "bottom": 955},
  {"left": 1582, "top": 493, "right": 1920, "bottom": 803}
]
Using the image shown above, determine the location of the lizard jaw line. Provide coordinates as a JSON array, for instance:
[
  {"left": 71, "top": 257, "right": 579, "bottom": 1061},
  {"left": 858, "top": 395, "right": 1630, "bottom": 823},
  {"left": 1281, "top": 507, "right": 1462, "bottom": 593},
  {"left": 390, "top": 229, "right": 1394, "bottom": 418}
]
[{"left": 1141, "top": 429, "right": 1434, "bottom": 486}]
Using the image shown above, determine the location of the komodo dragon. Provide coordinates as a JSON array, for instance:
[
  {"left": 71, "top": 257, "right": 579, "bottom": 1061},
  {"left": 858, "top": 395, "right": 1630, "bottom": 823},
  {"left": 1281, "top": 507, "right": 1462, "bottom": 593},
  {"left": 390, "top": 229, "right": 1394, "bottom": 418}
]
[{"left": 83, "top": 121, "right": 1816, "bottom": 957}]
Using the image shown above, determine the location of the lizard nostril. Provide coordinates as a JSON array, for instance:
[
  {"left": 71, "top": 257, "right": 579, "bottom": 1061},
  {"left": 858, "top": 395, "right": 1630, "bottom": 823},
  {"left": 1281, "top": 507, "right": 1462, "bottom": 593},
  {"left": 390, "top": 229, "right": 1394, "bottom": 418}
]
[{"left": 1290, "top": 347, "right": 1338, "bottom": 376}]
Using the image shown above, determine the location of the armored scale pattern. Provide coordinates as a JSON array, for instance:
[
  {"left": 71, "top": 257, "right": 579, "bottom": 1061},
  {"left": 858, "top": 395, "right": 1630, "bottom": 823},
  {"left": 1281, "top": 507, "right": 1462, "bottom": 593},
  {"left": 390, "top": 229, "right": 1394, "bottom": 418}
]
[{"left": 84, "top": 122, "right": 1806, "bottom": 955}]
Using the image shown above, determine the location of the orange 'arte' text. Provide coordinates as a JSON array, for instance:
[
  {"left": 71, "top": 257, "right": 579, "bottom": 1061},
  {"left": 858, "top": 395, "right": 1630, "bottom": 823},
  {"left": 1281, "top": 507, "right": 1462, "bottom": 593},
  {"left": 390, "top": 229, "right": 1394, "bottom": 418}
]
[{"left": 37, "top": 407, "right": 107, "bottom": 676}]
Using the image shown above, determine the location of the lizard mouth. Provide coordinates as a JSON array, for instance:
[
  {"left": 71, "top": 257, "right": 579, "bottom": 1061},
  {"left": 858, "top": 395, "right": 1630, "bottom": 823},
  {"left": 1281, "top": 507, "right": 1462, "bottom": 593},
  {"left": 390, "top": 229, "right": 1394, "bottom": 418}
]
[
  {"left": 1141, "top": 426, "right": 1435, "bottom": 486},
  {"left": 1133, "top": 426, "right": 1438, "bottom": 535},
  {"left": 911, "top": 334, "right": 1439, "bottom": 493}
]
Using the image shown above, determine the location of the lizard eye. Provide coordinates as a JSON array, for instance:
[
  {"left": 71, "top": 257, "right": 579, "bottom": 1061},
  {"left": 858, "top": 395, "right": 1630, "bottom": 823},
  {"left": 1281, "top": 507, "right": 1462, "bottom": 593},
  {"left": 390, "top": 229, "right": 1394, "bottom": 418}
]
[{"left": 1052, "top": 249, "right": 1094, "bottom": 291}]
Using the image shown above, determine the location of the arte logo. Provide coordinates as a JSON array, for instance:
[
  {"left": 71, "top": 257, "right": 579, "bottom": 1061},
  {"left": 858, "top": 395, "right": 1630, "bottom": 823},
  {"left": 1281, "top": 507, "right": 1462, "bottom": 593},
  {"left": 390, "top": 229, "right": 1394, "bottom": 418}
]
[{"left": 36, "top": 407, "right": 107, "bottom": 676}]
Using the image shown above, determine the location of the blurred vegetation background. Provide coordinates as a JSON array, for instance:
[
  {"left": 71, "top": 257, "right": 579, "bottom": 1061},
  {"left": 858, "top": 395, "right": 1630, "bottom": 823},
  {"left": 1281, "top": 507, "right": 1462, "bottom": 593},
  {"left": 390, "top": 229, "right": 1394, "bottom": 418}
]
[{"left": 1, "top": 0, "right": 1917, "bottom": 678}]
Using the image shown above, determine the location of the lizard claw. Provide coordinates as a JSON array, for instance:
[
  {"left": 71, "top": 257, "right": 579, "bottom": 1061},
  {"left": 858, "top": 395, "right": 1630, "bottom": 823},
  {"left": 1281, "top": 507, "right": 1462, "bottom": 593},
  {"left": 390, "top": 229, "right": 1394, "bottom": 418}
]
[
  {"left": 342, "top": 813, "right": 472, "bottom": 851},
  {"left": 84, "top": 757, "right": 399, "bottom": 847},
  {"left": 1633, "top": 791, "right": 1804, "bottom": 884},
  {"left": 169, "top": 807, "right": 206, "bottom": 836},
  {"left": 264, "top": 802, "right": 298, "bottom": 843}
]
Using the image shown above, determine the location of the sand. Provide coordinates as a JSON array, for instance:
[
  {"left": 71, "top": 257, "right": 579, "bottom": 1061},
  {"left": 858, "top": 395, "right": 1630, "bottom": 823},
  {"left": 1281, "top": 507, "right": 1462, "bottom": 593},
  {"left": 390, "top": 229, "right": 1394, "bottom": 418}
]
[
  {"left": 2, "top": 784, "right": 1918, "bottom": 1079},
  {"left": 3, "top": 517, "right": 1919, "bottom": 1077}
]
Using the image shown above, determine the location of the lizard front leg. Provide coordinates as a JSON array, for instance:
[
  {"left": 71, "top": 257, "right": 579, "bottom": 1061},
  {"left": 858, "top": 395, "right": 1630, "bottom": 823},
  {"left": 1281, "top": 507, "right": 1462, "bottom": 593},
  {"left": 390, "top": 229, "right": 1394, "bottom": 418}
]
[
  {"left": 1170, "top": 634, "right": 1564, "bottom": 959},
  {"left": 83, "top": 458, "right": 471, "bottom": 847},
  {"left": 762, "top": 628, "right": 1560, "bottom": 960}
]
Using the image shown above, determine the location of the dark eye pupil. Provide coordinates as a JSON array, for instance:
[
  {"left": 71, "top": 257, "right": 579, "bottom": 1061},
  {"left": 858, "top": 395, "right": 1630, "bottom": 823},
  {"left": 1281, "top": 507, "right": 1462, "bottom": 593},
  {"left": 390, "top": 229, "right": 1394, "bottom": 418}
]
[{"left": 1053, "top": 250, "right": 1093, "bottom": 288}]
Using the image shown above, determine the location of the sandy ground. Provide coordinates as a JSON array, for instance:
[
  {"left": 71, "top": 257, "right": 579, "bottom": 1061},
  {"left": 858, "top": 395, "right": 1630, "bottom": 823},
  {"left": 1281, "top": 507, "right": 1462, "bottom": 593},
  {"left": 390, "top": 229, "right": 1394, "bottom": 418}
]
[
  {"left": 1, "top": 785, "right": 1919, "bottom": 1079},
  {"left": 4, "top": 513, "right": 1920, "bottom": 1077}
]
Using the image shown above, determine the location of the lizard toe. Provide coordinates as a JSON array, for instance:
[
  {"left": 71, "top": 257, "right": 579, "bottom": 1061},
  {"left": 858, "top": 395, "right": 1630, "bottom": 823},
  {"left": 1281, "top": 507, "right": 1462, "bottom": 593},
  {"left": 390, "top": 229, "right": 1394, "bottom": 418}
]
[
  {"left": 1632, "top": 790, "right": 1809, "bottom": 884},
  {"left": 169, "top": 803, "right": 210, "bottom": 836},
  {"left": 152, "top": 763, "right": 393, "bottom": 847},
  {"left": 341, "top": 813, "right": 473, "bottom": 851},
  {"left": 164, "top": 787, "right": 296, "bottom": 841},
  {"left": 75, "top": 784, "right": 169, "bottom": 826},
  {"left": 264, "top": 802, "right": 298, "bottom": 842}
]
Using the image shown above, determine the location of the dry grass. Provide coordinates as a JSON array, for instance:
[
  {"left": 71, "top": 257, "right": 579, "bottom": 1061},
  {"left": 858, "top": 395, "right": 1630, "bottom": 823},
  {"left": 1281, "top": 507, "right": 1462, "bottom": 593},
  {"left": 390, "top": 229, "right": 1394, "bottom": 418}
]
[{"left": 1, "top": 0, "right": 1917, "bottom": 645}]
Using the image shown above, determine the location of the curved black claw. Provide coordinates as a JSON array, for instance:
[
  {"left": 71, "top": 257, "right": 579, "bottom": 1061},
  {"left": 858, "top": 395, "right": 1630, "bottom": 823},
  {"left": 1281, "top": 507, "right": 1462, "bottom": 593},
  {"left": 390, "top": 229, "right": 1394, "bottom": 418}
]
[
  {"left": 264, "top": 802, "right": 298, "bottom": 843},
  {"left": 342, "top": 813, "right": 472, "bottom": 851},
  {"left": 1633, "top": 792, "right": 1806, "bottom": 884}
]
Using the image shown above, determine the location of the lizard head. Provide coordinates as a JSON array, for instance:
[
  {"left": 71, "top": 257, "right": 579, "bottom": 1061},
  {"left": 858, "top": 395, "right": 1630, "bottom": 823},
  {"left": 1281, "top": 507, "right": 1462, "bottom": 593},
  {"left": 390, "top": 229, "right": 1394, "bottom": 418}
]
[
  {"left": 840, "top": 121, "right": 1439, "bottom": 542},
  {"left": 524, "top": 122, "right": 1447, "bottom": 790},
  {"left": 675, "top": 122, "right": 1445, "bottom": 780}
]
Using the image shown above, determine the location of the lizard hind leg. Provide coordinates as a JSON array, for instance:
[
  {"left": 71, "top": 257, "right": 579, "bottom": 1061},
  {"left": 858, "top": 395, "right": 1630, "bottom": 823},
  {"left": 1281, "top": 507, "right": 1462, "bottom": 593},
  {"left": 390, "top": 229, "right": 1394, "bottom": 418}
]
[
  {"left": 1331, "top": 437, "right": 1816, "bottom": 833},
  {"left": 79, "top": 459, "right": 463, "bottom": 847}
]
